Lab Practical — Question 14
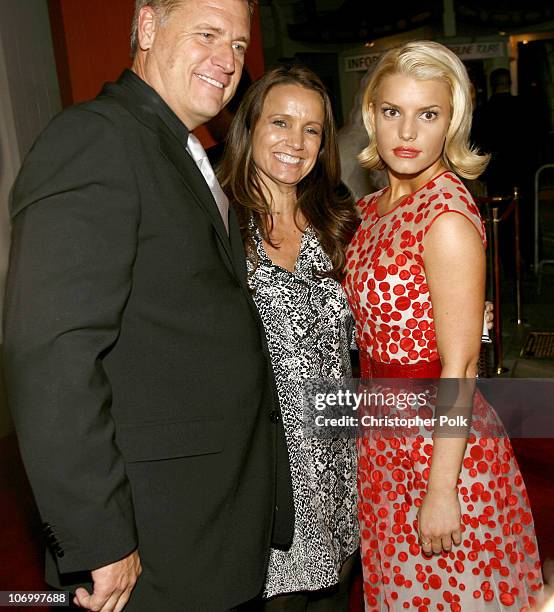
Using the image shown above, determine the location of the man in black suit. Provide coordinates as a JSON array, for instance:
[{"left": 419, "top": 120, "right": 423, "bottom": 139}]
[{"left": 3, "top": 1, "right": 293, "bottom": 610}]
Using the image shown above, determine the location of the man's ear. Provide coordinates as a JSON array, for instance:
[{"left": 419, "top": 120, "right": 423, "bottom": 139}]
[{"left": 137, "top": 6, "right": 158, "bottom": 51}]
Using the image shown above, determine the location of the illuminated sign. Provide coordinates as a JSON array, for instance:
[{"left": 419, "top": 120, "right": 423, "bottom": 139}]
[{"left": 344, "top": 41, "right": 506, "bottom": 72}]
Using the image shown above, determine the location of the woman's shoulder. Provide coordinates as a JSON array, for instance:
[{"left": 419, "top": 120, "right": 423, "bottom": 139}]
[
  {"left": 422, "top": 172, "right": 486, "bottom": 244},
  {"left": 427, "top": 171, "right": 482, "bottom": 218}
]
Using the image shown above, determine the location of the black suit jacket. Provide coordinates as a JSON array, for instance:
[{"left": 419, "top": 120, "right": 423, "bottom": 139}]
[{"left": 3, "top": 70, "right": 293, "bottom": 611}]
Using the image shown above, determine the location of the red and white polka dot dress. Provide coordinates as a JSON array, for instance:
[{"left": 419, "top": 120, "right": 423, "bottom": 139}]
[{"left": 343, "top": 171, "right": 543, "bottom": 611}]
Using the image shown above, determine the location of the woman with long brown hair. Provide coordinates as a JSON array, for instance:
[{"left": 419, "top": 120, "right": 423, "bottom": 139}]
[{"left": 219, "top": 65, "right": 359, "bottom": 609}]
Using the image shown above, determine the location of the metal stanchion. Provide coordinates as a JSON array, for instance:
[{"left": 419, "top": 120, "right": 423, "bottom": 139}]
[
  {"left": 491, "top": 206, "right": 507, "bottom": 374},
  {"left": 513, "top": 187, "right": 523, "bottom": 326},
  {"left": 534, "top": 164, "right": 554, "bottom": 291},
  {"left": 477, "top": 188, "right": 523, "bottom": 375}
]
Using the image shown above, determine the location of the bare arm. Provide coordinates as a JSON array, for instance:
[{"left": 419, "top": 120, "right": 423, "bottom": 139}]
[{"left": 418, "top": 212, "right": 486, "bottom": 554}]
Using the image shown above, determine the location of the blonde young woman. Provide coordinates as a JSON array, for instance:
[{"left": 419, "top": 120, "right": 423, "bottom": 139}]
[{"left": 343, "top": 41, "right": 543, "bottom": 611}]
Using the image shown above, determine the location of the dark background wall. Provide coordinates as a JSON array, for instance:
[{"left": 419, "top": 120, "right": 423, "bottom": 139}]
[{"left": 0, "top": 0, "right": 62, "bottom": 438}]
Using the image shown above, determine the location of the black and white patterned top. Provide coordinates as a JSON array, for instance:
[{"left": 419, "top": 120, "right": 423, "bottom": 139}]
[{"left": 248, "top": 222, "right": 359, "bottom": 598}]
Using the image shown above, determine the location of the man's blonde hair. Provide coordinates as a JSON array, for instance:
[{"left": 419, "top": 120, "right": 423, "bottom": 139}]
[{"left": 359, "top": 40, "right": 489, "bottom": 180}]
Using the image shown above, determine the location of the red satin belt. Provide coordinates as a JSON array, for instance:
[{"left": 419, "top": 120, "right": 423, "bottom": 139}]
[{"left": 360, "top": 353, "right": 442, "bottom": 379}]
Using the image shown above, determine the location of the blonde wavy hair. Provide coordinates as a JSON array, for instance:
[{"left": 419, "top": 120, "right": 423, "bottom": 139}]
[{"left": 358, "top": 40, "right": 489, "bottom": 180}]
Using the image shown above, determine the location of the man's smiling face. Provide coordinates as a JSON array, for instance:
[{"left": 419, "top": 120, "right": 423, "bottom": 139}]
[{"left": 134, "top": 0, "right": 251, "bottom": 129}]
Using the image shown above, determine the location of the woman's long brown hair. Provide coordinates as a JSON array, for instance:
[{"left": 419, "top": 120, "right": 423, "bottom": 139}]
[{"left": 218, "top": 64, "right": 359, "bottom": 282}]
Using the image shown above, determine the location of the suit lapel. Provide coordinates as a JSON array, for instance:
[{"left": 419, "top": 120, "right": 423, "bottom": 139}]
[
  {"left": 229, "top": 207, "right": 249, "bottom": 283},
  {"left": 102, "top": 72, "right": 235, "bottom": 274},
  {"left": 157, "top": 130, "right": 234, "bottom": 267},
  {"left": 228, "top": 209, "right": 270, "bottom": 328}
]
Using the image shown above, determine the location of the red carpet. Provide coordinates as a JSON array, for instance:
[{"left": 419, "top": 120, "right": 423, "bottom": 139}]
[
  {"left": 1, "top": 434, "right": 551, "bottom": 610},
  {"left": 511, "top": 438, "right": 554, "bottom": 563}
]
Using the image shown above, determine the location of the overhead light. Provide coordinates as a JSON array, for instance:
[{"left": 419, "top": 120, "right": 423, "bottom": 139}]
[
  {"left": 365, "top": 41, "right": 375, "bottom": 47},
  {"left": 498, "top": 31, "right": 506, "bottom": 35},
  {"left": 522, "top": 39, "right": 529, "bottom": 44}
]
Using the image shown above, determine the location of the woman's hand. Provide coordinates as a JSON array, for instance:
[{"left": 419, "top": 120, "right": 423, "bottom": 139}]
[{"left": 417, "top": 487, "right": 462, "bottom": 555}]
